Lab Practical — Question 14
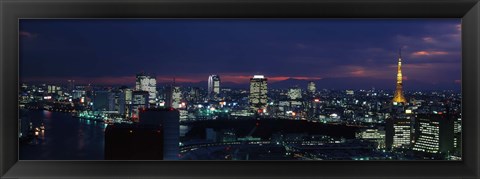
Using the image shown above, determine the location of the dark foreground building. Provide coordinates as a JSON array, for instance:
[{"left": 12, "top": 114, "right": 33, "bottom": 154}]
[
  {"left": 139, "top": 108, "right": 180, "bottom": 160},
  {"left": 105, "top": 123, "right": 163, "bottom": 160}
]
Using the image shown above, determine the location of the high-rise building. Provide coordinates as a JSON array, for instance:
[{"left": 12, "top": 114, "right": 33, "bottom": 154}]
[
  {"left": 453, "top": 118, "right": 462, "bottom": 152},
  {"left": 187, "top": 87, "right": 201, "bottom": 103},
  {"left": 249, "top": 75, "right": 268, "bottom": 112},
  {"left": 165, "top": 85, "right": 182, "bottom": 109},
  {"left": 47, "top": 85, "right": 61, "bottom": 94},
  {"left": 72, "top": 90, "right": 85, "bottom": 100},
  {"left": 93, "top": 91, "right": 113, "bottom": 111},
  {"left": 131, "top": 91, "right": 149, "bottom": 119},
  {"left": 288, "top": 87, "right": 302, "bottom": 100},
  {"left": 386, "top": 115, "right": 413, "bottom": 150},
  {"left": 67, "top": 80, "right": 75, "bottom": 93},
  {"left": 114, "top": 89, "right": 127, "bottom": 116},
  {"left": 412, "top": 114, "right": 454, "bottom": 154},
  {"left": 392, "top": 49, "right": 407, "bottom": 104},
  {"left": 135, "top": 73, "right": 157, "bottom": 105},
  {"left": 208, "top": 75, "right": 221, "bottom": 99},
  {"left": 123, "top": 88, "right": 133, "bottom": 117},
  {"left": 307, "top": 81, "right": 316, "bottom": 95},
  {"left": 139, "top": 108, "right": 180, "bottom": 160}
]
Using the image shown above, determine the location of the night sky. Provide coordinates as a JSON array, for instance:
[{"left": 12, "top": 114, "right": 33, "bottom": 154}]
[{"left": 20, "top": 19, "right": 461, "bottom": 90}]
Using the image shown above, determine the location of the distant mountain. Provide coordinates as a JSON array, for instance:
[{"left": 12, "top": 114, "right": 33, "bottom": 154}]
[
  {"left": 157, "top": 81, "right": 207, "bottom": 88},
  {"left": 157, "top": 81, "right": 246, "bottom": 89},
  {"left": 268, "top": 77, "right": 460, "bottom": 91},
  {"left": 268, "top": 77, "right": 391, "bottom": 90},
  {"left": 155, "top": 77, "right": 460, "bottom": 91}
]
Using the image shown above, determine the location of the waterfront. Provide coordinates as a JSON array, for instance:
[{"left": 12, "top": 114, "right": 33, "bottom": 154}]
[
  {"left": 18, "top": 19, "right": 462, "bottom": 160},
  {"left": 20, "top": 110, "right": 106, "bottom": 160}
]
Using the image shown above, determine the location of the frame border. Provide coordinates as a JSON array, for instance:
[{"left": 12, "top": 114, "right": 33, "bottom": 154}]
[{"left": 1, "top": 0, "right": 479, "bottom": 178}]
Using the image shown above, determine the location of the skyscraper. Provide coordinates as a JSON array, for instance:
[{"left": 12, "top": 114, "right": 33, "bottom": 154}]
[
  {"left": 208, "top": 75, "right": 221, "bottom": 99},
  {"left": 93, "top": 91, "right": 112, "bottom": 111},
  {"left": 392, "top": 49, "right": 407, "bottom": 104},
  {"left": 165, "top": 85, "right": 182, "bottom": 109},
  {"left": 307, "top": 81, "right": 316, "bottom": 95},
  {"left": 135, "top": 73, "right": 157, "bottom": 105},
  {"left": 139, "top": 108, "right": 180, "bottom": 160},
  {"left": 249, "top": 75, "right": 268, "bottom": 112},
  {"left": 386, "top": 116, "right": 413, "bottom": 150},
  {"left": 124, "top": 88, "right": 133, "bottom": 116},
  {"left": 131, "top": 91, "right": 149, "bottom": 119},
  {"left": 412, "top": 114, "right": 454, "bottom": 154},
  {"left": 67, "top": 79, "right": 75, "bottom": 93}
]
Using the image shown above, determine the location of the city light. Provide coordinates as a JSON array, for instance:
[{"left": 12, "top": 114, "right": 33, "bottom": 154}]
[{"left": 18, "top": 20, "right": 461, "bottom": 161}]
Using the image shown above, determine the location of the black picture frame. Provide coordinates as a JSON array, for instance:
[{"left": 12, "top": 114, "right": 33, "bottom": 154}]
[{"left": 1, "top": 0, "right": 479, "bottom": 178}]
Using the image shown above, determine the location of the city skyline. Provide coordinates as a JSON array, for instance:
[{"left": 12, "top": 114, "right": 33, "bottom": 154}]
[{"left": 19, "top": 19, "right": 461, "bottom": 90}]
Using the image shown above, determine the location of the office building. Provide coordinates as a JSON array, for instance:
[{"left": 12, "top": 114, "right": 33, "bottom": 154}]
[
  {"left": 412, "top": 114, "right": 454, "bottom": 154},
  {"left": 356, "top": 128, "right": 386, "bottom": 149},
  {"left": 386, "top": 115, "right": 413, "bottom": 150},
  {"left": 307, "top": 81, "right": 316, "bottom": 95},
  {"left": 288, "top": 87, "right": 302, "bottom": 100},
  {"left": 135, "top": 73, "right": 157, "bottom": 105},
  {"left": 131, "top": 91, "right": 149, "bottom": 119},
  {"left": 67, "top": 79, "right": 75, "bottom": 93},
  {"left": 249, "top": 75, "right": 268, "bottom": 112},
  {"left": 208, "top": 75, "right": 221, "bottom": 99},
  {"left": 187, "top": 87, "right": 201, "bottom": 103},
  {"left": 139, "top": 108, "right": 180, "bottom": 160},
  {"left": 165, "top": 85, "right": 182, "bottom": 109},
  {"left": 93, "top": 91, "right": 114, "bottom": 111},
  {"left": 123, "top": 88, "right": 133, "bottom": 117}
]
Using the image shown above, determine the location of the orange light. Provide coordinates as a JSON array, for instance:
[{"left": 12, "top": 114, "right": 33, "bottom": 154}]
[
  {"left": 292, "top": 112, "right": 296, "bottom": 116},
  {"left": 314, "top": 99, "right": 320, "bottom": 102}
]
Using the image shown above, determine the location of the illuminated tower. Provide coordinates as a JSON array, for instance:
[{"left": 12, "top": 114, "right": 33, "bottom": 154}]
[
  {"left": 392, "top": 49, "right": 407, "bottom": 104},
  {"left": 249, "top": 75, "right": 268, "bottom": 112},
  {"left": 208, "top": 75, "right": 220, "bottom": 99}
]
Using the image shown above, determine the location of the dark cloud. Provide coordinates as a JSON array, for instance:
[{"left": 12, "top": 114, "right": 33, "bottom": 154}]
[{"left": 19, "top": 19, "right": 461, "bottom": 89}]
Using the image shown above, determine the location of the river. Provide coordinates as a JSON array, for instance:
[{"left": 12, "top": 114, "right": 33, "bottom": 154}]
[{"left": 19, "top": 110, "right": 106, "bottom": 160}]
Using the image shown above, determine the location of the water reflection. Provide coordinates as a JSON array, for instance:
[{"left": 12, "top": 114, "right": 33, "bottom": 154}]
[{"left": 20, "top": 110, "right": 105, "bottom": 160}]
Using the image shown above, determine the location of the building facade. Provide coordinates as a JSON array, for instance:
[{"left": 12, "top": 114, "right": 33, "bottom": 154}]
[
  {"left": 130, "top": 91, "right": 149, "bottom": 120},
  {"left": 139, "top": 108, "right": 180, "bottom": 160},
  {"left": 288, "top": 87, "right": 302, "bottom": 100},
  {"left": 412, "top": 114, "right": 454, "bottom": 154},
  {"left": 208, "top": 75, "right": 221, "bottom": 99},
  {"left": 249, "top": 75, "right": 268, "bottom": 113},
  {"left": 135, "top": 73, "right": 157, "bottom": 105},
  {"left": 165, "top": 85, "right": 182, "bottom": 109},
  {"left": 386, "top": 116, "right": 413, "bottom": 150},
  {"left": 307, "top": 81, "right": 316, "bottom": 95}
]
